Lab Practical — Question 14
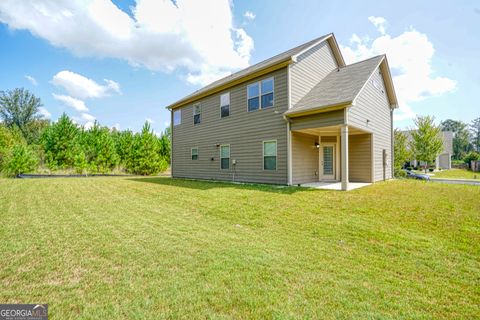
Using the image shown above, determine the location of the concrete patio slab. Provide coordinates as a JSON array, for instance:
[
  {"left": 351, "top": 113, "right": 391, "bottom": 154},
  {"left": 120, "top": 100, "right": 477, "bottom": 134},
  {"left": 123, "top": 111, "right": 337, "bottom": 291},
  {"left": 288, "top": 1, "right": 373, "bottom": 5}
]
[{"left": 300, "top": 181, "right": 371, "bottom": 191}]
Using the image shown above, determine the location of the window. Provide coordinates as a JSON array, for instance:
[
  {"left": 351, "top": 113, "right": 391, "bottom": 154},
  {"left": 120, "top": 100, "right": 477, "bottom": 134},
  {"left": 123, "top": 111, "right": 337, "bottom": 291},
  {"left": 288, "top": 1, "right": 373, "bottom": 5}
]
[
  {"left": 247, "top": 83, "right": 260, "bottom": 111},
  {"left": 247, "top": 77, "right": 274, "bottom": 112},
  {"left": 261, "top": 78, "right": 274, "bottom": 108},
  {"left": 191, "top": 147, "right": 198, "bottom": 160},
  {"left": 220, "top": 93, "right": 230, "bottom": 118},
  {"left": 193, "top": 104, "right": 201, "bottom": 125},
  {"left": 263, "top": 140, "right": 277, "bottom": 170},
  {"left": 220, "top": 145, "right": 230, "bottom": 170},
  {"left": 173, "top": 109, "right": 181, "bottom": 126}
]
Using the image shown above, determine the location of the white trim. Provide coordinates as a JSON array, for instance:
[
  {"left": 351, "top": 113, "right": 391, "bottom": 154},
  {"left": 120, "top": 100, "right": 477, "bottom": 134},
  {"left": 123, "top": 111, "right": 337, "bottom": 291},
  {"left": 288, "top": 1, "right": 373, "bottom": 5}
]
[
  {"left": 247, "top": 77, "right": 275, "bottom": 112},
  {"left": 220, "top": 144, "right": 230, "bottom": 170},
  {"left": 191, "top": 147, "right": 198, "bottom": 161},
  {"left": 262, "top": 139, "right": 277, "bottom": 171}
]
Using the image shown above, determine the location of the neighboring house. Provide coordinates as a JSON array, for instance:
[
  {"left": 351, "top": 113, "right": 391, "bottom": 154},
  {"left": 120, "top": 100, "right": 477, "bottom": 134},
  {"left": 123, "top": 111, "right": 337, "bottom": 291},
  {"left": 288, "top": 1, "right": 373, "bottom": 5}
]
[
  {"left": 167, "top": 33, "right": 398, "bottom": 190},
  {"left": 403, "top": 130, "right": 453, "bottom": 169}
]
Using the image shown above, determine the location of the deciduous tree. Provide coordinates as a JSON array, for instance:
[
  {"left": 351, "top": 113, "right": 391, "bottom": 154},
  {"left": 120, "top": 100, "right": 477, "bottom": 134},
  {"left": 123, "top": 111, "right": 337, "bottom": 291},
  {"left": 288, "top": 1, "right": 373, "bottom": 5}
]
[{"left": 411, "top": 116, "right": 444, "bottom": 173}]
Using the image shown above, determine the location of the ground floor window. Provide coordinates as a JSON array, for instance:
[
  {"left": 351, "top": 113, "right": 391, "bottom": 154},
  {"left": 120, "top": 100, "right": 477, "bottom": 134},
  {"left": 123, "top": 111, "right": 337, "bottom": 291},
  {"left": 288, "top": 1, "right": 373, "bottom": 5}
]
[
  {"left": 220, "top": 145, "right": 230, "bottom": 169},
  {"left": 263, "top": 140, "right": 277, "bottom": 170},
  {"left": 191, "top": 147, "right": 198, "bottom": 160}
]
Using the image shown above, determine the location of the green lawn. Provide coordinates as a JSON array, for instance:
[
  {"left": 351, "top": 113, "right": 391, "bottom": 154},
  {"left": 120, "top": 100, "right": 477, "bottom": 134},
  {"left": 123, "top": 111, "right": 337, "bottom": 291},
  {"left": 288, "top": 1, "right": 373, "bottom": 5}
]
[
  {"left": 431, "top": 168, "right": 480, "bottom": 180},
  {"left": 0, "top": 177, "right": 479, "bottom": 319}
]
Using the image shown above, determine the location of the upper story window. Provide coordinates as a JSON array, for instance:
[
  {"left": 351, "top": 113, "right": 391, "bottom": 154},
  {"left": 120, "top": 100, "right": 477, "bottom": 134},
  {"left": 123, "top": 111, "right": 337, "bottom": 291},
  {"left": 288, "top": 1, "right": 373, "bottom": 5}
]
[
  {"left": 220, "top": 93, "right": 230, "bottom": 118},
  {"left": 247, "top": 77, "right": 274, "bottom": 112},
  {"left": 193, "top": 104, "right": 201, "bottom": 125},
  {"left": 247, "top": 83, "right": 260, "bottom": 111},
  {"left": 173, "top": 109, "right": 181, "bottom": 126}
]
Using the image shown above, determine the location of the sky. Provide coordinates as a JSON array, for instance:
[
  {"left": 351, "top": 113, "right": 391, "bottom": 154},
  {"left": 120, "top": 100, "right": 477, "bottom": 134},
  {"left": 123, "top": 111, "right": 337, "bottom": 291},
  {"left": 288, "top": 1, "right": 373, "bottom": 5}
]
[{"left": 0, "top": 0, "right": 479, "bottom": 133}]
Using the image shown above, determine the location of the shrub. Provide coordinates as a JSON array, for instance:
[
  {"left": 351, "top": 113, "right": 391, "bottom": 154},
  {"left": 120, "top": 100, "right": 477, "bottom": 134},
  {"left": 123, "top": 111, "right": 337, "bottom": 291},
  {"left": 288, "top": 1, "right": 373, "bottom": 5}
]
[
  {"left": 463, "top": 151, "right": 480, "bottom": 165},
  {"left": 74, "top": 151, "right": 88, "bottom": 174},
  {"left": 2, "top": 144, "right": 38, "bottom": 177},
  {"left": 394, "top": 168, "right": 407, "bottom": 178},
  {"left": 428, "top": 168, "right": 434, "bottom": 172},
  {"left": 0, "top": 125, "right": 25, "bottom": 168},
  {"left": 406, "top": 166, "right": 413, "bottom": 171}
]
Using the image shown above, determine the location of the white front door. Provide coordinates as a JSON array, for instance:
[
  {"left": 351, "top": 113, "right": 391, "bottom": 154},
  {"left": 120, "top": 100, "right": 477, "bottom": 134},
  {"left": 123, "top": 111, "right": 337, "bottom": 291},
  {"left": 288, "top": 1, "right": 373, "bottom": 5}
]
[{"left": 320, "top": 143, "right": 336, "bottom": 181}]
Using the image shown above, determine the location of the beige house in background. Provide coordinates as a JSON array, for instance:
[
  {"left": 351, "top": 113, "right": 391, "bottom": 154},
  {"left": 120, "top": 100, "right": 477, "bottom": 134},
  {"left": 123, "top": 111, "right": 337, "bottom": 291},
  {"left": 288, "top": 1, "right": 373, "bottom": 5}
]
[
  {"left": 403, "top": 130, "right": 453, "bottom": 169},
  {"left": 167, "top": 33, "right": 398, "bottom": 190}
]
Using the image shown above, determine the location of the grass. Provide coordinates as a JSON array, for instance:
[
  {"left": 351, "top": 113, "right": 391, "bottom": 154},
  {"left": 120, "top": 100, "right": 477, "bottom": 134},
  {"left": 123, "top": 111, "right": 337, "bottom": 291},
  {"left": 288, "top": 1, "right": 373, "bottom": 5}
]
[
  {"left": 430, "top": 168, "right": 480, "bottom": 180},
  {"left": 0, "top": 177, "right": 479, "bottom": 319}
]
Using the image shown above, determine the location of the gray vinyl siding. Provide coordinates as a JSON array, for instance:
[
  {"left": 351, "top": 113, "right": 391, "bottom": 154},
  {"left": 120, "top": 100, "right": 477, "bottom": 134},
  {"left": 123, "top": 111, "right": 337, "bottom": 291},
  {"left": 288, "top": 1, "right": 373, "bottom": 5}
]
[
  {"left": 439, "top": 153, "right": 451, "bottom": 169},
  {"left": 292, "top": 132, "right": 318, "bottom": 185},
  {"left": 171, "top": 68, "right": 288, "bottom": 184},
  {"left": 290, "top": 41, "right": 338, "bottom": 107},
  {"left": 290, "top": 109, "right": 344, "bottom": 131},
  {"left": 348, "top": 67, "right": 392, "bottom": 181},
  {"left": 348, "top": 134, "right": 372, "bottom": 182}
]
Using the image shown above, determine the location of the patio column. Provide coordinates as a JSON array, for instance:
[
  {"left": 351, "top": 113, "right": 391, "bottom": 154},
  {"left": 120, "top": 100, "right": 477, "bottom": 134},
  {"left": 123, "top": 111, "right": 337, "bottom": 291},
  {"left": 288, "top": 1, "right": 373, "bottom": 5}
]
[{"left": 341, "top": 125, "right": 349, "bottom": 191}]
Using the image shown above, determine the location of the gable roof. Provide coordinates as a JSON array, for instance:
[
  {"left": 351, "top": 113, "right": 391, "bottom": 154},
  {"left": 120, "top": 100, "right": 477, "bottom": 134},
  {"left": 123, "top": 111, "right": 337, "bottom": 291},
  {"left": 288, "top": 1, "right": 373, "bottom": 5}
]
[
  {"left": 167, "top": 33, "right": 345, "bottom": 110},
  {"left": 285, "top": 55, "right": 398, "bottom": 117}
]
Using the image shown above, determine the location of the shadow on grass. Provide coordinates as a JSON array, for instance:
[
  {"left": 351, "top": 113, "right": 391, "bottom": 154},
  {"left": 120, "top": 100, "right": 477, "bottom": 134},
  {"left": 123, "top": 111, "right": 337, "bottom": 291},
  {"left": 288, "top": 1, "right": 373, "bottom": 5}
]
[{"left": 127, "top": 176, "right": 320, "bottom": 194}]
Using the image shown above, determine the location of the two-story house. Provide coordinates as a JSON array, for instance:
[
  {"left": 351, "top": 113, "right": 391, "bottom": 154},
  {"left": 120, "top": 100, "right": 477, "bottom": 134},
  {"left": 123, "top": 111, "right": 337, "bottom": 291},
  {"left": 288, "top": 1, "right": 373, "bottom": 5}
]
[{"left": 167, "top": 33, "right": 398, "bottom": 190}]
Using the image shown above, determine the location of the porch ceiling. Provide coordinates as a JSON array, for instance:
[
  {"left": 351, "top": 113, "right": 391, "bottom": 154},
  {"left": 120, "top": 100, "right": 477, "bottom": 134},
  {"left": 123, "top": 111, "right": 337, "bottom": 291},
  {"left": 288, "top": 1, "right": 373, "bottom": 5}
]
[{"left": 292, "top": 125, "right": 368, "bottom": 136}]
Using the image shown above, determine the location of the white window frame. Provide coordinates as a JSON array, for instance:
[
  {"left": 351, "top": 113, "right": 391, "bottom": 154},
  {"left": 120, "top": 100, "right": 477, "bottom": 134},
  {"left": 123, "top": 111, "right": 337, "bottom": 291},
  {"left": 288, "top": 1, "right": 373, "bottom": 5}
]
[
  {"left": 220, "top": 92, "right": 230, "bottom": 118},
  {"left": 247, "top": 77, "right": 274, "bottom": 112},
  {"left": 173, "top": 109, "right": 181, "bottom": 126},
  {"left": 220, "top": 144, "right": 230, "bottom": 170},
  {"left": 191, "top": 147, "right": 198, "bottom": 160},
  {"left": 193, "top": 103, "right": 201, "bottom": 125},
  {"left": 263, "top": 140, "right": 277, "bottom": 171}
]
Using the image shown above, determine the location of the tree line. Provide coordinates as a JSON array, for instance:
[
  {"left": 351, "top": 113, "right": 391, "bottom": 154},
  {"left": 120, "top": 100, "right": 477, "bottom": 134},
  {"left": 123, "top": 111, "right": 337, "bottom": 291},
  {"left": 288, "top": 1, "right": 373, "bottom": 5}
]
[
  {"left": 0, "top": 88, "right": 170, "bottom": 177},
  {"left": 394, "top": 115, "right": 480, "bottom": 176}
]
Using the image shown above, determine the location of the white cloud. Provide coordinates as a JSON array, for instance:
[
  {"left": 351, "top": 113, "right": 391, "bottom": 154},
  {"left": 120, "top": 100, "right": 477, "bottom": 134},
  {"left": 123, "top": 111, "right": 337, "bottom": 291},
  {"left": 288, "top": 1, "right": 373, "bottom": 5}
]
[
  {"left": 341, "top": 17, "right": 456, "bottom": 121},
  {"left": 52, "top": 70, "right": 120, "bottom": 99},
  {"left": 112, "top": 123, "right": 120, "bottom": 130},
  {"left": 52, "top": 93, "right": 89, "bottom": 112},
  {"left": 81, "top": 113, "right": 96, "bottom": 122},
  {"left": 0, "top": 0, "right": 254, "bottom": 86},
  {"left": 84, "top": 121, "right": 95, "bottom": 130},
  {"left": 145, "top": 117, "right": 154, "bottom": 124},
  {"left": 24, "top": 75, "right": 38, "bottom": 86},
  {"left": 244, "top": 11, "right": 255, "bottom": 20},
  {"left": 164, "top": 121, "right": 170, "bottom": 128},
  {"left": 368, "top": 16, "right": 387, "bottom": 35},
  {"left": 38, "top": 107, "right": 51, "bottom": 119}
]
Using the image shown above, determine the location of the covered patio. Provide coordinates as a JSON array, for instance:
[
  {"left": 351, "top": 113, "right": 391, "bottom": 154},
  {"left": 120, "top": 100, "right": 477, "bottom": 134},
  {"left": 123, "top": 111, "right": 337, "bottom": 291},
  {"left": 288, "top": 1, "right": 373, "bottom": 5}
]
[{"left": 288, "top": 116, "right": 374, "bottom": 191}]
